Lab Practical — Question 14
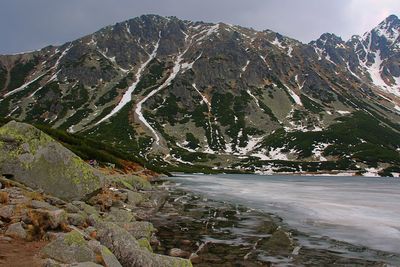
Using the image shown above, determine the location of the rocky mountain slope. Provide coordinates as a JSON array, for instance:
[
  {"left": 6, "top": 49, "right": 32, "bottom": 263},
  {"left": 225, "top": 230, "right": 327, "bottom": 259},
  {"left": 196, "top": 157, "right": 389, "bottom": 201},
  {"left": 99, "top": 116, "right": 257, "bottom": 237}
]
[{"left": 0, "top": 14, "right": 400, "bottom": 176}]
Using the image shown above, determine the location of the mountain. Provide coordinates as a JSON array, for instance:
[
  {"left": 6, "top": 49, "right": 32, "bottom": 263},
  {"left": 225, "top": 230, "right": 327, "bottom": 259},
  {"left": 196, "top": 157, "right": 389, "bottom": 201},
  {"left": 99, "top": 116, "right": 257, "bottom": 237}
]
[{"left": 0, "top": 14, "right": 399, "bottom": 176}]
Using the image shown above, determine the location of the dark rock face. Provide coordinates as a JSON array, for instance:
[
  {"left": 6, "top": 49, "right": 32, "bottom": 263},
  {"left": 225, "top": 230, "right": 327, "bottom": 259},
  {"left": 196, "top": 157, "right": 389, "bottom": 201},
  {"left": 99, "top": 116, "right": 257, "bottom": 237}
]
[{"left": 0, "top": 121, "right": 104, "bottom": 201}]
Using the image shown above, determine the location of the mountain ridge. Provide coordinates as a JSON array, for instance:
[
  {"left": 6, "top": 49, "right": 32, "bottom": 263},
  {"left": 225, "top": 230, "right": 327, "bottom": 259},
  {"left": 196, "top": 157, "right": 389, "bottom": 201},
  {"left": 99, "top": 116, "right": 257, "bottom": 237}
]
[{"left": 0, "top": 14, "right": 399, "bottom": 176}]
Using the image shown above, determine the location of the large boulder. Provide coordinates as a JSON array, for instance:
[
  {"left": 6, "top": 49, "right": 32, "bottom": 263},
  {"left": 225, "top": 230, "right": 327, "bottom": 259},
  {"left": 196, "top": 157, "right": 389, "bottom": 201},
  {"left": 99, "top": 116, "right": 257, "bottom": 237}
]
[
  {"left": 41, "top": 230, "right": 96, "bottom": 264},
  {"left": 96, "top": 222, "right": 192, "bottom": 267},
  {"left": 0, "top": 121, "right": 104, "bottom": 201},
  {"left": 5, "top": 222, "right": 27, "bottom": 239}
]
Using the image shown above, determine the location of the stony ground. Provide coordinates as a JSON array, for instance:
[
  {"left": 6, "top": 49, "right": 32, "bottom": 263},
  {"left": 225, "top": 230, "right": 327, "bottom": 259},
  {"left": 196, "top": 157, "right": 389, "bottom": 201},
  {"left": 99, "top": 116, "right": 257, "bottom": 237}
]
[
  {"left": 0, "top": 175, "right": 192, "bottom": 267},
  {"left": 0, "top": 237, "right": 48, "bottom": 267}
]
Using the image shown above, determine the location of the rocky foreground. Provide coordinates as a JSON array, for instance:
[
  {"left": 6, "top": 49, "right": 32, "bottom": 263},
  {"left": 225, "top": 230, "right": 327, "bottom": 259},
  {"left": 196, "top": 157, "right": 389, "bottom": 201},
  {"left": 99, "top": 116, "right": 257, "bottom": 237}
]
[
  {"left": 0, "top": 121, "right": 192, "bottom": 267},
  {"left": 1, "top": 120, "right": 398, "bottom": 267}
]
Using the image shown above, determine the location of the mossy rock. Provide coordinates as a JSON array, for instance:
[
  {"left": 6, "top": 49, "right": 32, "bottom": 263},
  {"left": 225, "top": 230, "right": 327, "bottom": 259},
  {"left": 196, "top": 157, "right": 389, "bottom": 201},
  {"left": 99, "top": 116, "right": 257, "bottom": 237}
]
[
  {"left": 0, "top": 121, "right": 104, "bottom": 201},
  {"left": 104, "top": 207, "right": 135, "bottom": 223},
  {"left": 121, "top": 221, "right": 156, "bottom": 240},
  {"left": 100, "top": 245, "right": 123, "bottom": 267},
  {"left": 126, "top": 190, "right": 145, "bottom": 206},
  {"left": 64, "top": 230, "right": 86, "bottom": 246},
  {"left": 259, "top": 229, "right": 294, "bottom": 254},
  {"left": 96, "top": 221, "right": 192, "bottom": 266},
  {"left": 138, "top": 238, "right": 153, "bottom": 252},
  {"left": 41, "top": 230, "right": 95, "bottom": 263},
  {"left": 114, "top": 175, "right": 152, "bottom": 191}
]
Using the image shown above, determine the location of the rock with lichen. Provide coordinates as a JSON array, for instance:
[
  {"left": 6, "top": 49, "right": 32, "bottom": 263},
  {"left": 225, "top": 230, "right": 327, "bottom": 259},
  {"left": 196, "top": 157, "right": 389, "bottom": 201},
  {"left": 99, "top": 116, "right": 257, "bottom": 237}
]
[
  {"left": 0, "top": 121, "right": 104, "bottom": 201},
  {"left": 96, "top": 221, "right": 192, "bottom": 267},
  {"left": 120, "top": 221, "right": 156, "bottom": 240},
  {"left": 41, "top": 230, "right": 96, "bottom": 264}
]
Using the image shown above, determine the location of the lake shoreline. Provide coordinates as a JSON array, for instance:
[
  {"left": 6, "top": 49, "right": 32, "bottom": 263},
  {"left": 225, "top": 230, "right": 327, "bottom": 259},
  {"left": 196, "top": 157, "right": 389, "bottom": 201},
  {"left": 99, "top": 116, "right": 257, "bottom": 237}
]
[{"left": 154, "top": 174, "right": 400, "bottom": 266}]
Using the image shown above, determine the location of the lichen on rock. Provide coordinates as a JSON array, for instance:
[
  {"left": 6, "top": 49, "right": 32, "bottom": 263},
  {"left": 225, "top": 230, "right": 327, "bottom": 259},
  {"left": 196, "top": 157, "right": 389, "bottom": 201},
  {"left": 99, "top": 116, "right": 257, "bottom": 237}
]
[{"left": 0, "top": 121, "right": 104, "bottom": 201}]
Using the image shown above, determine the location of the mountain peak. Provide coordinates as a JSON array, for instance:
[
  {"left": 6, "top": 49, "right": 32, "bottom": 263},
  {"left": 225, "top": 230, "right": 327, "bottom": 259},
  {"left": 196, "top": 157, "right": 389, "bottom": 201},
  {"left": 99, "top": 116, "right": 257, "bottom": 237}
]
[
  {"left": 310, "top": 33, "right": 344, "bottom": 48},
  {"left": 318, "top": 33, "right": 343, "bottom": 42},
  {"left": 384, "top": 14, "right": 399, "bottom": 23},
  {"left": 371, "top": 14, "right": 400, "bottom": 45},
  {"left": 376, "top": 14, "right": 400, "bottom": 31}
]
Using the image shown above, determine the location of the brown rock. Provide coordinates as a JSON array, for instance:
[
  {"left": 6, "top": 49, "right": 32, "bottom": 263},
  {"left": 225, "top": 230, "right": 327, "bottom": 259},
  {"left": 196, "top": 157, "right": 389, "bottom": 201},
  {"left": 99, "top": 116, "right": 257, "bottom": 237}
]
[
  {"left": 169, "top": 248, "right": 190, "bottom": 258},
  {"left": 0, "top": 205, "right": 15, "bottom": 220},
  {"left": 5, "top": 222, "right": 27, "bottom": 239}
]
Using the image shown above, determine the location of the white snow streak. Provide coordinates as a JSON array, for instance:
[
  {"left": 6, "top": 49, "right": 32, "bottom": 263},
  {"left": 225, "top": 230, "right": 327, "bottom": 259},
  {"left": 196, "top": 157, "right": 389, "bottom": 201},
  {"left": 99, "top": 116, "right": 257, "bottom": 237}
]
[
  {"left": 235, "top": 136, "right": 263, "bottom": 155},
  {"left": 135, "top": 43, "right": 192, "bottom": 145},
  {"left": 4, "top": 74, "right": 46, "bottom": 97},
  {"left": 240, "top": 60, "right": 250, "bottom": 78},
  {"left": 312, "top": 143, "right": 330, "bottom": 162},
  {"left": 125, "top": 22, "right": 131, "bottom": 35},
  {"left": 246, "top": 89, "right": 260, "bottom": 107},
  {"left": 6, "top": 106, "right": 19, "bottom": 117},
  {"left": 193, "top": 83, "right": 211, "bottom": 107},
  {"left": 284, "top": 85, "right": 303, "bottom": 106},
  {"left": 6, "top": 45, "right": 73, "bottom": 98},
  {"left": 192, "top": 83, "right": 216, "bottom": 147},
  {"left": 30, "top": 70, "right": 60, "bottom": 97},
  {"left": 197, "top": 24, "right": 220, "bottom": 42},
  {"left": 272, "top": 37, "right": 285, "bottom": 49},
  {"left": 367, "top": 51, "right": 387, "bottom": 88},
  {"left": 336, "top": 110, "right": 351, "bottom": 115},
  {"left": 346, "top": 62, "right": 361, "bottom": 80},
  {"left": 287, "top": 46, "right": 293, "bottom": 58},
  {"left": 181, "top": 52, "right": 202, "bottom": 72},
  {"left": 96, "top": 37, "right": 161, "bottom": 125}
]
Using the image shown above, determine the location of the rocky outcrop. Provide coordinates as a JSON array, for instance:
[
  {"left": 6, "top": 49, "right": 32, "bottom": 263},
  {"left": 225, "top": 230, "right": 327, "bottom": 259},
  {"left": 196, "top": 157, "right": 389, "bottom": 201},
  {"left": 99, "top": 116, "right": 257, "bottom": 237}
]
[
  {"left": 0, "top": 121, "right": 194, "bottom": 266},
  {"left": 0, "top": 121, "right": 104, "bottom": 201},
  {"left": 0, "top": 173, "right": 193, "bottom": 267}
]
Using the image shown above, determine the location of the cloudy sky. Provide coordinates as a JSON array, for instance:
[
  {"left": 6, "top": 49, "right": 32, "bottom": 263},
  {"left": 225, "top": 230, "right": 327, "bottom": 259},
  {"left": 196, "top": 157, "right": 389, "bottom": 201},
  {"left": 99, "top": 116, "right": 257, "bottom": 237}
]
[{"left": 1, "top": 0, "right": 399, "bottom": 54}]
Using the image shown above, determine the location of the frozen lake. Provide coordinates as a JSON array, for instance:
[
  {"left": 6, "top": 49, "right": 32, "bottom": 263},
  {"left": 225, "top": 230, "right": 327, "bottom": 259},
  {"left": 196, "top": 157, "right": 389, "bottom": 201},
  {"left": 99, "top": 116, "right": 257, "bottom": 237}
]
[{"left": 170, "top": 173, "right": 400, "bottom": 254}]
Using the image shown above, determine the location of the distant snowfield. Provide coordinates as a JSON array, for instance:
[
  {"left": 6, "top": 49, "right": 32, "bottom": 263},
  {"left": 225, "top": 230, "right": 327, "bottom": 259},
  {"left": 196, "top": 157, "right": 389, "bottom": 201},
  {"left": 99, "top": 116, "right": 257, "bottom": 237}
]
[{"left": 171, "top": 174, "right": 400, "bottom": 254}]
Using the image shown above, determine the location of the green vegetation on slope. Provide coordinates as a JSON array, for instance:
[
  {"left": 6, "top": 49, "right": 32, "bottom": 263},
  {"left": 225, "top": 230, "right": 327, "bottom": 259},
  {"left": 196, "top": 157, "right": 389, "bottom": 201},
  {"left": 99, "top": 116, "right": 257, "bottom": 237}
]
[
  {"left": 260, "top": 111, "right": 400, "bottom": 165},
  {"left": 8, "top": 59, "right": 38, "bottom": 90}
]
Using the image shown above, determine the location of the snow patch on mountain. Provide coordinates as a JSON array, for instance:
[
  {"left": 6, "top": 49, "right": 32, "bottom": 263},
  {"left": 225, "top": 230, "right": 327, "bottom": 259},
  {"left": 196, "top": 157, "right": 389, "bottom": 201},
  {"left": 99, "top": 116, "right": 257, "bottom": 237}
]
[
  {"left": 235, "top": 136, "right": 263, "bottom": 155},
  {"left": 181, "top": 52, "right": 202, "bottom": 72},
  {"left": 252, "top": 147, "right": 294, "bottom": 161},
  {"left": 197, "top": 24, "right": 220, "bottom": 42},
  {"left": 272, "top": 37, "right": 285, "bottom": 49},
  {"left": 246, "top": 89, "right": 260, "bottom": 108},
  {"left": 96, "top": 36, "right": 161, "bottom": 125},
  {"left": 312, "top": 143, "right": 330, "bottom": 161},
  {"left": 4, "top": 73, "right": 46, "bottom": 97},
  {"left": 336, "top": 110, "right": 351, "bottom": 115},
  {"left": 284, "top": 84, "right": 303, "bottom": 106},
  {"left": 30, "top": 70, "right": 60, "bottom": 97},
  {"left": 136, "top": 37, "right": 194, "bottom": 145},
  {"left": 287, "top": 46, "right": 293, "bottom": 58},
  {"left": 240, "top": 60, "right": 250, "bottom": 78}
]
